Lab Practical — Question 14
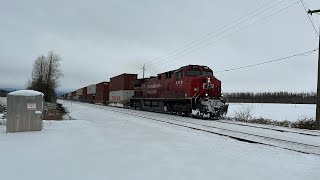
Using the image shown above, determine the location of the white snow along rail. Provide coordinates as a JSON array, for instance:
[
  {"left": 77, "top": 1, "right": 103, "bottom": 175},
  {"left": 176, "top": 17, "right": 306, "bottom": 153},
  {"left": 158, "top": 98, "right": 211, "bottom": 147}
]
[{"left": 63, "top": 101, "right": 320, "bottom": 155}]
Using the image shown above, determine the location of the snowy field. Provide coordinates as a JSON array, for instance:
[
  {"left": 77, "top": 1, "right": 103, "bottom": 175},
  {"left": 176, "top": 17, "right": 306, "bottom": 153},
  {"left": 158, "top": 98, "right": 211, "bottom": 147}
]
[
  {"left": 228, "top": 103, "right": 315, "bottom": 122},
  {"left": 0, "top": 100, "right": 319, "bottom": 180}
]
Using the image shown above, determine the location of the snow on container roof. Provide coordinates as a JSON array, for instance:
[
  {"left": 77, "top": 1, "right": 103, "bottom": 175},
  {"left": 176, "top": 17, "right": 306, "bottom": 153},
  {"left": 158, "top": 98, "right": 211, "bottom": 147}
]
[{"left": 8, "top": 90, "right": 44, "bottom": 96}]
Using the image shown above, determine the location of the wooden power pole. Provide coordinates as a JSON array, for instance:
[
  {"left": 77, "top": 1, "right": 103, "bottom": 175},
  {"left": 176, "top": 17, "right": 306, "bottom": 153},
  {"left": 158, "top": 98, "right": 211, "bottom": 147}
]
[
  {"left": 142, "top": 64, "right": 146, "bottom": 79},
  {"left": 308, "top": 9, "right": 320, "bottom": 130},
  {"left": 308, "top": 9, "right": 320, "bottom": 14}
]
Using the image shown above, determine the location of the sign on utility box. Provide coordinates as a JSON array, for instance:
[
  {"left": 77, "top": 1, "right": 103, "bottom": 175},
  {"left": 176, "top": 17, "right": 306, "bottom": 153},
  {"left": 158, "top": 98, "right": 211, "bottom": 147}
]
[{"left": 6, "top": 90, "right": 44, "bottom": 133}]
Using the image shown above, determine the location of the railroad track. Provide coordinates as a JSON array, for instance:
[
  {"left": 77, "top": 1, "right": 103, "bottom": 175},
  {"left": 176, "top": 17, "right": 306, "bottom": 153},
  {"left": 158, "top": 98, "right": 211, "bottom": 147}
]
[
  {"left": 215, "top": 120, "right": 320, "bottom": 137},
  {"left": 64, "top": 101, "right": 320, "bottom": 155},
  {"left": 90, "top": 103, "right": 320, "bottom": 137}
]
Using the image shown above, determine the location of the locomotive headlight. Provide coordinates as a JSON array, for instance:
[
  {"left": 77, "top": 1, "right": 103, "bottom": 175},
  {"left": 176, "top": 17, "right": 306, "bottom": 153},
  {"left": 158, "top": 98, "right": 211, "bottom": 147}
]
[
  {"left": 205, "top": 93, "right": 208, "bottom": 96},
  {"left": 194, "top": 87, "right": 199, "bottom": 92},
  {"left": 207, "top": 78, "right": 211, "bottom": 83}
]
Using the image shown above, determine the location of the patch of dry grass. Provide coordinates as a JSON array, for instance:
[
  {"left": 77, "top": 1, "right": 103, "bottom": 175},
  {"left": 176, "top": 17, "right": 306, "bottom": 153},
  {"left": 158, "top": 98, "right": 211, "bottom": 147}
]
[
  {"left": 291, "top": 118, "right": 316, "bottom": 130},
  {"left": 43, "top": 103, "right": 67, "bottom": 120},
  {"left": 229, "top": 104, "right": 316, "bottom": 130}
]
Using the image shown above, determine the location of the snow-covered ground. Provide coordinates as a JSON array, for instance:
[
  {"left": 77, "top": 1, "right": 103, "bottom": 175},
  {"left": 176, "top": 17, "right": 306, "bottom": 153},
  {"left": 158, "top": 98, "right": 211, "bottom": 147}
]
[
  {"left": 0, "top": 100, "right": 319, "bottom": 180},
  {"left": 228, "top": 103, "right": 315, "bottom": 122},
  {"left": 0, "top": 97, "right": 6, "bottom": 106}
]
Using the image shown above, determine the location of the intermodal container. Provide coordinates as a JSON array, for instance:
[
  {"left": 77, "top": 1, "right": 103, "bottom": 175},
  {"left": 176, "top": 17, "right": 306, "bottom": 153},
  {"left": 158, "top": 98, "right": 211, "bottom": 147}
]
[
  {"left": 87, "top": 94, "right": 95, "bottom": 103},
  {"left": 109, "top": 90, "right": 134, "bottom": 107},
  {"left": 76, "top": 88, "right": 83, "bottom": 100},
  {"left": 82, "top": 87, "right": 87, "bottom": 102},
  {"left": 76, "top": 89, "right": 82, "bottom": 96},
  {"left": 110, "top": 73, "right": 137, "bottom": 91},
  {"left": 95, "top": 82, "right": 110, "bottom": 104},
  {"left": 71, "top": 91, "right": 76, "bottom": 100},
  {"left": 87, "top": 84, "right": 96, "bottom": 95}
]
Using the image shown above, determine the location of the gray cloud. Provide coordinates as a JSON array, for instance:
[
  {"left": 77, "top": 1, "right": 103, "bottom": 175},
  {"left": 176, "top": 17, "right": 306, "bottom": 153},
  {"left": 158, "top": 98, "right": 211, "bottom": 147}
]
[{"left": 0, "top": 0, "right": 319, "bottom": 92}]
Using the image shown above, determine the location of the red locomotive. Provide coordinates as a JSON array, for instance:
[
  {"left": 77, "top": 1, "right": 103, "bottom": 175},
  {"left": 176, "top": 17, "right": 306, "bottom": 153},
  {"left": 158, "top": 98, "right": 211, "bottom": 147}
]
[{"left": 130, "top": 65, "right": 228, "bottom": 118}]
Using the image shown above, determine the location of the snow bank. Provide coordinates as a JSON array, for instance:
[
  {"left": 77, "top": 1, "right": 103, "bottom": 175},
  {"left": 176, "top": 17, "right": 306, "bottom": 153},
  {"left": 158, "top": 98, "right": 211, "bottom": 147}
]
[{"left": 8, "top": 90, "right": 43, "bottom": 96}]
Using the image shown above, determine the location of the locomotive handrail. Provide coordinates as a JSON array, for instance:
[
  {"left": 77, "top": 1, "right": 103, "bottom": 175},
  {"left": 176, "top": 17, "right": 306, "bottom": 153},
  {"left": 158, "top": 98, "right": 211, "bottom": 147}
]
[{"left": 192, "top": 88, "right": 206, "bottom": 106}]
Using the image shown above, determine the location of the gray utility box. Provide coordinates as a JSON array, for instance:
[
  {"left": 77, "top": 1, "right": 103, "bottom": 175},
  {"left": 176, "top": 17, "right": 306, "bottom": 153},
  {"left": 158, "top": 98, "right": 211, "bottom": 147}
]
[{"left": 6, "top": 90, "right": 44, "bottom": 133}]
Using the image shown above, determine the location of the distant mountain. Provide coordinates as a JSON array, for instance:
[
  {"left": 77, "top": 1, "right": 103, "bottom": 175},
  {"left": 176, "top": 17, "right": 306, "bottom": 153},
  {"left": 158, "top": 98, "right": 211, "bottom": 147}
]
[
  {"left": 0, "top": 88, "right": 71, "bottom": 97},
  {"left": 0, "top": 88, "right": 19, "bottom": 93},
  {"left": 0, "top": 88, "right": 18, "bottom": 97}
]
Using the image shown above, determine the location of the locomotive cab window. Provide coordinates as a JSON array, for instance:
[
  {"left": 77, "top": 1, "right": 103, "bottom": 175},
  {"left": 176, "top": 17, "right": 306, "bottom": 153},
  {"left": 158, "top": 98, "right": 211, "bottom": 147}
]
[
  {"left": 202, "top": 71, "right": 213, "bottom": 76},
  {"left": 176, "top": 71, "right": 183, "bottom": 79},
  {"left": 166, "top": 71, "right": 172, "bottom": 78},
  {"left": 186, "top": 70, "right": 201, "bottom": 76}
]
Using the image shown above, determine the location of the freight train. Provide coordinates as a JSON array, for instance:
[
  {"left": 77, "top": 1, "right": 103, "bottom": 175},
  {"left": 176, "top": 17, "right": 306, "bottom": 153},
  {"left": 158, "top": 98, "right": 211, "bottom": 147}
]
[{"left": 62, "top": 65, "right": 228, "bottom": 119}]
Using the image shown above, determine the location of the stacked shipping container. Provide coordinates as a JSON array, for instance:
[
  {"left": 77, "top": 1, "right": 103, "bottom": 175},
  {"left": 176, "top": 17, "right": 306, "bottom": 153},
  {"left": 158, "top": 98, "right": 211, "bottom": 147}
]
[
  {"left": 109, "top": 73, "right": 137, "bottom": 106},
  {"left": 62, "top": 73, "right": 138, "bottom": 107},
  {"left": 71, "top": 91, "right": 76, "bottom": 100},
  {"left": 87, "top": 84, "right": 96, "bottom": 103},
  {"left": 95, "top": 82, "right": 110, "bottom": 104},
  {"left": 82, "top": 87, "right": 87, "bottom": 102},
  {"left": 76, "top": 88, "right": 83, "bottom": 100}
]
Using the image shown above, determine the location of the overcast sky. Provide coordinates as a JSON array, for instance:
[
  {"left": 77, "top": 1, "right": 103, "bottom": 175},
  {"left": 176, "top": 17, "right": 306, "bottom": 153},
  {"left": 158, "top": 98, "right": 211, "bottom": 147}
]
[{"left": 1, "top": 0, "right": 320, "bottom": 92}]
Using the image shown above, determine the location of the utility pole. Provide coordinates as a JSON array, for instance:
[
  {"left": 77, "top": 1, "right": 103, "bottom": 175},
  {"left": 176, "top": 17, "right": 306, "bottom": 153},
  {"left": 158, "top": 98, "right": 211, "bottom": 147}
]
[
  {"left": 142, "top": 64, "right": 146, "bottom": 78},
  {"left": 308, "top": 9, "right": 320, "bottom": 130},
  {"left": 308, "top": 9, "right": 320, "bottom": 14}
]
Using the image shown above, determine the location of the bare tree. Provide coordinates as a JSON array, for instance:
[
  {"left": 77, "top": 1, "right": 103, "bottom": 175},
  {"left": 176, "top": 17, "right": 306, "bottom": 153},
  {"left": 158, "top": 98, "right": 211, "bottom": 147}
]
[
  {"left": 27, "top": 51, "right": 63, "bottom": 102},
  {"left": 46, "top": 51, "right": 63, "bottom": 88},
  {"left": 32, "top": 55, "right": 46, "bottom": 88}
]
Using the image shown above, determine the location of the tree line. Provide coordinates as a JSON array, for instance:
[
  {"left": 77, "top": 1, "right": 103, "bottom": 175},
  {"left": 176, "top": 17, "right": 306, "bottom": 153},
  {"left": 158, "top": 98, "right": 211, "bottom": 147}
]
[
  {"left": 224, "top": 92, "right": 316, "bottom": 104},
  {"left": 27, "top": 51, "right": 63, "bottom": 102},
  {"left": 0, "top": 90, "right": 7, "bottom": 97}
]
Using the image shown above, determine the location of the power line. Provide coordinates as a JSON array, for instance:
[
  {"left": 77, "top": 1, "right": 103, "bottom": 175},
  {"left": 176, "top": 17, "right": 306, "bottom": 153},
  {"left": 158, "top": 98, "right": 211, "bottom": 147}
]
[
  {"left": 131, "top": 0, "right": 288, "bottom": 74},
  {"left": 215, "top": 48, "right": 317, "bottom": 73},
  {"left": 132, "top": 0, "right": 302, "bottom": 77},
  {"left": 147, "top": 1, "right": 300, "bottom": 70},
  {"left": 142, "top": 0, "right": 281, "bottom": 67},
  {"left": 145, "top": 0, "right": 289, "bottom": 69},
  {"left": 147, "top": 1, "right": 299, "bottom": 70},
  {"left": 299, "top": 0, "right": 319, "bottom": 36}
]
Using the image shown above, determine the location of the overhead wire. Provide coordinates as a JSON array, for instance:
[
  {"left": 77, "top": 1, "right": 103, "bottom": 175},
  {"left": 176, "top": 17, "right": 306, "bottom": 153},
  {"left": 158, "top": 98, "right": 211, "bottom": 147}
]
[
  {"left": 215, "top": 48, "right": 317, "bottom": 73},
  {"left": 132, "top": 0, "right": 310, "bottom": 79},
  {"left": 131, "top": 0, "right": 287, "bottom": 75},
  {"left": 147, "top": 1, "right": 300, "bottom": 70},
  {"left": 145, "top": 0, "right": 289, "bottom": 69},
  {"left": 299, "top": 0, "right": 319, "bottom": 36},
  {"left": 142, "top": 0, "right": 280, "bottom": 67}
]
